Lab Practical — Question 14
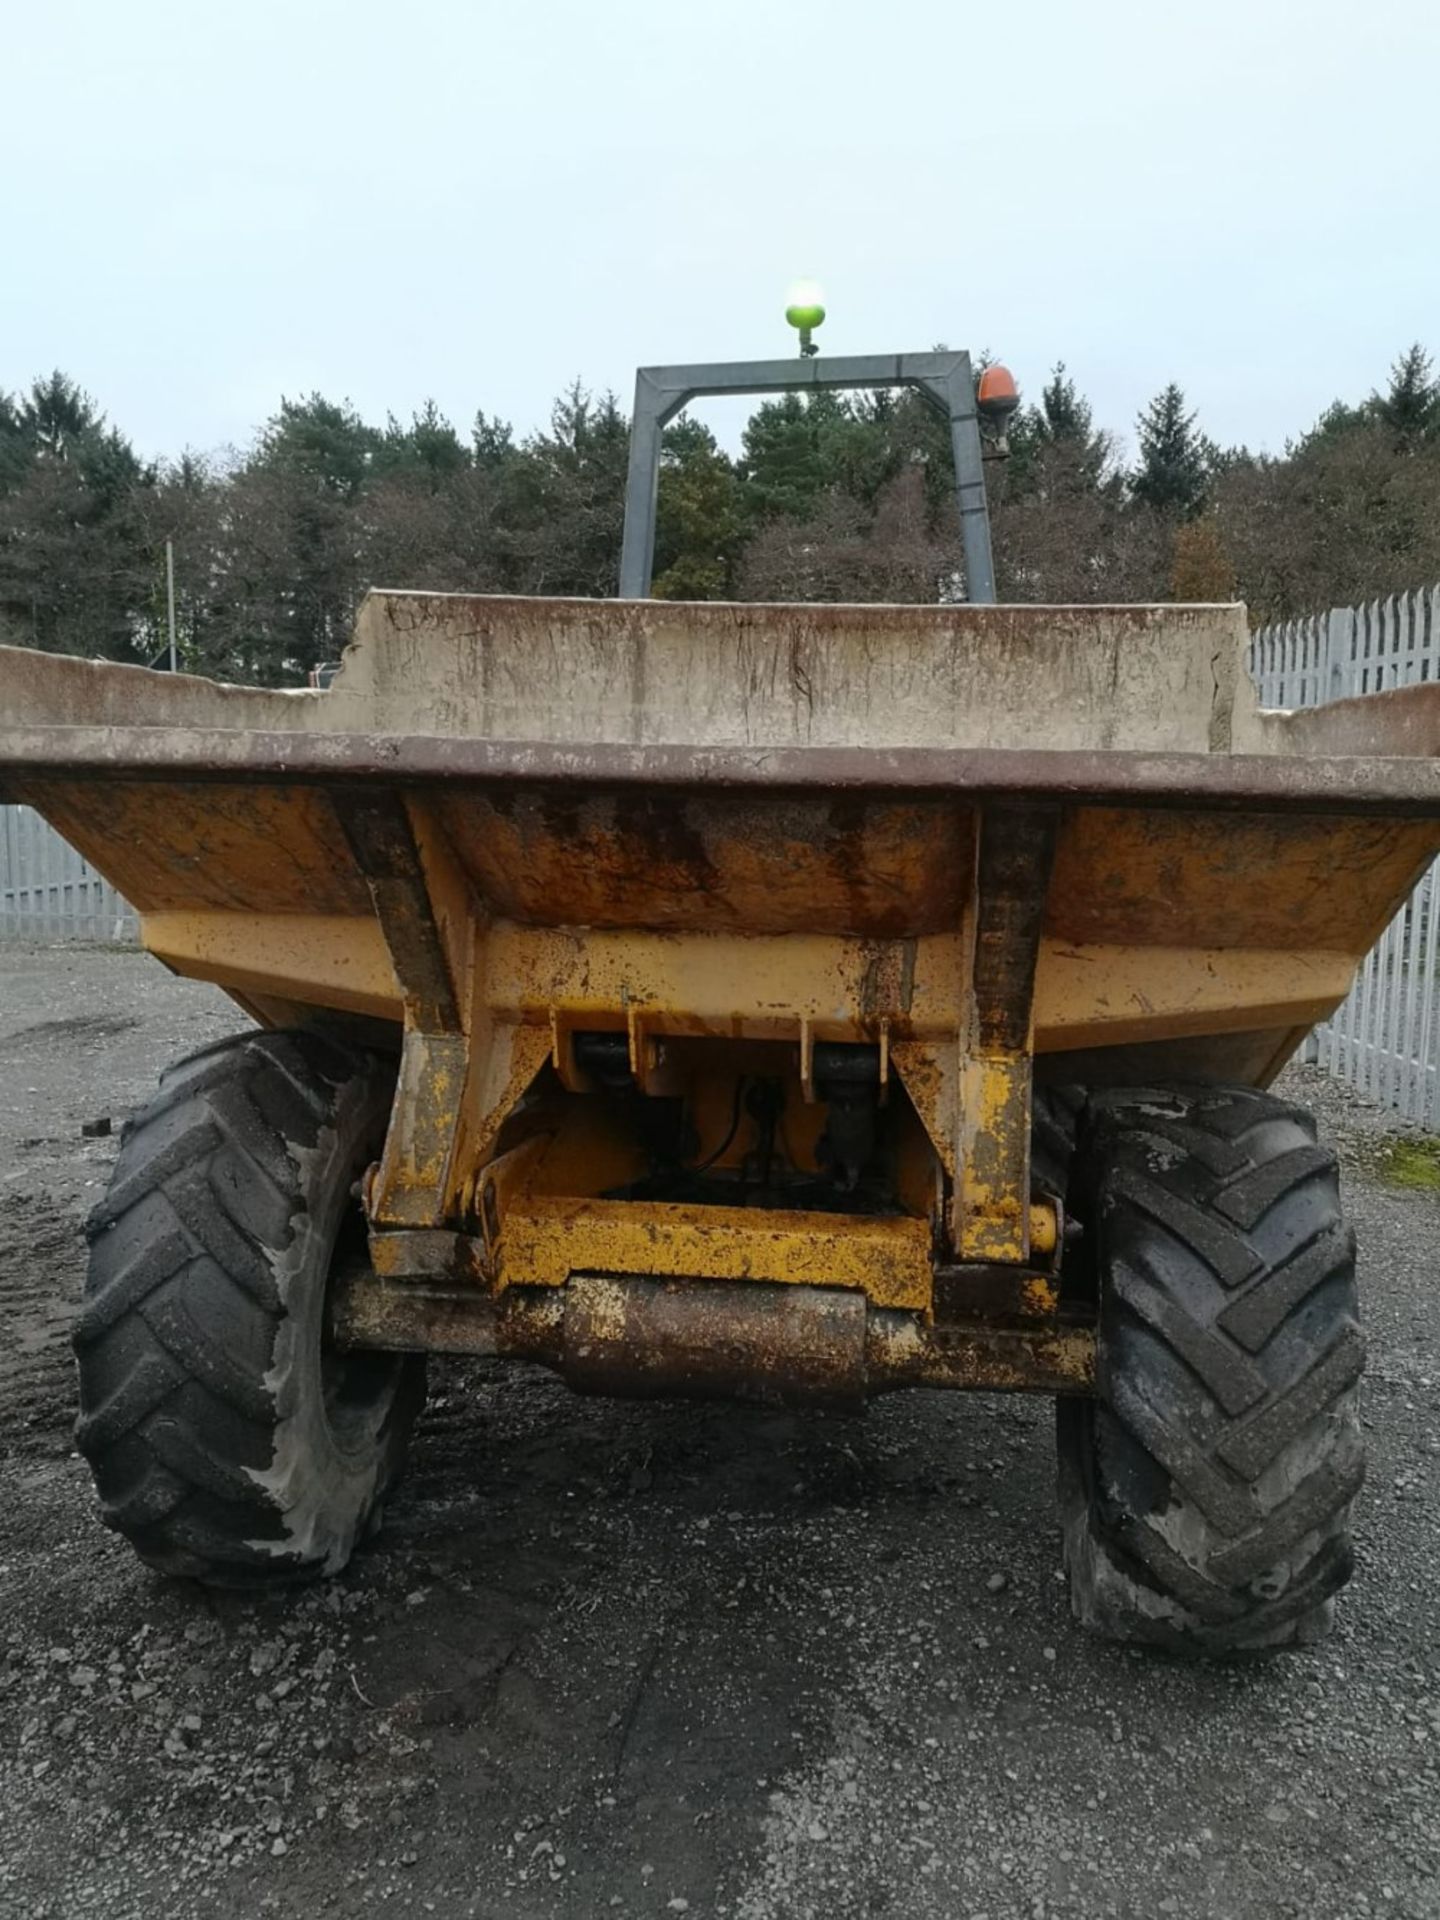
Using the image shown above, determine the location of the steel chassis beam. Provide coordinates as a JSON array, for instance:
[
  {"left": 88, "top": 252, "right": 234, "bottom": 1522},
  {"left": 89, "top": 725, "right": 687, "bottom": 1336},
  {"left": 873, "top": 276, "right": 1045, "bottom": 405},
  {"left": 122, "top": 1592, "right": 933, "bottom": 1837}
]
[{"left": 330, "top": 1270, "right": 1095, "bottom": 1407}]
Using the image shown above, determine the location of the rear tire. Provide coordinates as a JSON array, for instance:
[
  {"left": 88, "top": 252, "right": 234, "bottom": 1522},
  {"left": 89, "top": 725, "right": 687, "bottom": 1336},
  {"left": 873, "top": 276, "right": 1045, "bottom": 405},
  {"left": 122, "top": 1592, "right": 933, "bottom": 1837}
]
[
  {"left": 1058, "top": 1085, "right": 1363, "bottom": 1653},
  {"left": 75, "top": 1030, "right": 425, "bottom": 1587}
]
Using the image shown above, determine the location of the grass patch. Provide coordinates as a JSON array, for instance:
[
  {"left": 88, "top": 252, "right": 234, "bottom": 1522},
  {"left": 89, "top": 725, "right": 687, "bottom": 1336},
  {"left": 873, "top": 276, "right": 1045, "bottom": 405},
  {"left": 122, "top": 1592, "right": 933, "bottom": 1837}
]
[{"left": 1375, "top": 1136, "right": 1440, "bottom": 1192}]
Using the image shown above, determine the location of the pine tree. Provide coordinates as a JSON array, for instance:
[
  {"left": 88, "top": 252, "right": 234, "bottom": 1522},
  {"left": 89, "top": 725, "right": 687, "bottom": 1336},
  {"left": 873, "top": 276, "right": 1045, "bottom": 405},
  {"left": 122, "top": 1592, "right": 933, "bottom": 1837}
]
[
  {"left": 1374, "top": 344, "right": 1439, "bottom": 440},
  {"left": 1030, "top": 363, "right": 1112, "bottom": 492},
  {"left": 21, "top": 370, "right": 104, "bottom": 460},
  {"left": 376, "top": 401, "right": 469, "bottom": 486},
  {"left": 472, "top": 411, "right": 516, "bottom": 471},
  {"left": 259, "top": 394, "right": 378, "bottom": 500},
  {"left": 0, "top": 371, "right": 151, "bottom": 658},
  {"left": 1298, "top": 398, "right": 1369, "bottom": 449},
  {"left": 0, "top": 391, "right": 30, "bottom": 492},
  {"left": 740, "top": 392, "right": 833, "bottom": 518},
  {"left": 1037, "top": 364, "right": 1090, "bottom": 443},
  {"left": 652, "top": 415, "right": 745, "bottom": 600},
  {"left": 1131, "top": 383, "right": 1211, "bottom": 517},
  {"left": 504, "top": 382, "right": 630, "bottom": 596}
]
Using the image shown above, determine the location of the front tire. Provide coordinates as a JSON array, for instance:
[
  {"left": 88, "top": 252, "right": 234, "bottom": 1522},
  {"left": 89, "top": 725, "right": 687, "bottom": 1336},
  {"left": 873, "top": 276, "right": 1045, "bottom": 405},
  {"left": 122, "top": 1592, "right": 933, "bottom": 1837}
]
[
  {"left": 1058, "top": 1085, "right": 1364, "bottom": 1653},
  {"left": 75, "top": 1030, "right": 425, "bottom": 1586}
]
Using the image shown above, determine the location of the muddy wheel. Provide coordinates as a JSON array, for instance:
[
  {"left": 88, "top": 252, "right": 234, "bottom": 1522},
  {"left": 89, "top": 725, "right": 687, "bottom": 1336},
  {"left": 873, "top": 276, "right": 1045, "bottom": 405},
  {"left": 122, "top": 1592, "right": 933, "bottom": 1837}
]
[
  {"left": 1057, "top": 1085, "right": 1363, "bottom": 1653},
  {"left": 74, "top": 1031, "right": 425, "bottom": 1587}
]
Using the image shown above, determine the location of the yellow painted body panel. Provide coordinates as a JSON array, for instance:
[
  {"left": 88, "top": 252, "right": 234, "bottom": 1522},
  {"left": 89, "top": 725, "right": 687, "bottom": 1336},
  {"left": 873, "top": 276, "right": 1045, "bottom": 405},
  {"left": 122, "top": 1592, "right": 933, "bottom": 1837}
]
[
  {"left": 139, "top": 911, "right": 1371, "bottom": 1062},
  {"left": 143, "top": 912, "right": 400, "bottom": 1020},
  {"left": 498, "top": 1196, "right": 934, "bottom": 1309}
]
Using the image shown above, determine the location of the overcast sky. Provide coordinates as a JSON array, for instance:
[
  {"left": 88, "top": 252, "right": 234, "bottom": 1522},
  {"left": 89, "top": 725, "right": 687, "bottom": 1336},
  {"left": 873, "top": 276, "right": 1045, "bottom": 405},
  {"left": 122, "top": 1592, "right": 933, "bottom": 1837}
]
[{"left": 5, "top": 0, "right": 1437, "bottom": 465}]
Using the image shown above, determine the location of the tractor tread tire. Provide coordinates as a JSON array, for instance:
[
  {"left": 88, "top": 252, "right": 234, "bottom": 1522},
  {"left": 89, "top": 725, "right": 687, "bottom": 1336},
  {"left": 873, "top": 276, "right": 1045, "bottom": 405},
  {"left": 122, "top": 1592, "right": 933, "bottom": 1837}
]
[
  {"left": 1031, "top": 1084, "right": 1087, "bottom": 1201},
  {"left": 1059, "top": 1084, "right": 1363, "bottom": 1653},
  {"left": 75, "top": 1030, "right": 424, "bottom": 1587}
]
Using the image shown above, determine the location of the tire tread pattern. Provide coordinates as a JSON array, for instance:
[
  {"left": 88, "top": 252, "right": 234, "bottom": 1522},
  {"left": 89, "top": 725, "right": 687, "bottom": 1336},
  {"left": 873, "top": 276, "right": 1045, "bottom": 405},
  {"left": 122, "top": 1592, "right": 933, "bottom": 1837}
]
[
  {"left": 1062, "top": 1084, "right": 1363, "bottom": 1652},
  {"left": 75, "top": 1030, "right": 420, "bottom": 1585}
]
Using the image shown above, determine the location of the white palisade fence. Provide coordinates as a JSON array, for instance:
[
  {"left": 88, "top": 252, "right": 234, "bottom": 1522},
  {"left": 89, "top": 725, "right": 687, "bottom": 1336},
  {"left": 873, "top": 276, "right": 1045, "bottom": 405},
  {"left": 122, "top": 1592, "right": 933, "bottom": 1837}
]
[
  {"left": 1251, "top": 586, "right": 1440, "bottom": 1126},
  {"left": 0, "top": 804, "right": 138, "bottom": 943}
]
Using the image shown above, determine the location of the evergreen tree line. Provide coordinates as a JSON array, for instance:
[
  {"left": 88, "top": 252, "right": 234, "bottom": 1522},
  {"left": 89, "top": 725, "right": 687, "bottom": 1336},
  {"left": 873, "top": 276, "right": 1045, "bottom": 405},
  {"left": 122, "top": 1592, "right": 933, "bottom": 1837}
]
[{"left": 2, "top": 347, "right": 1438, "bottom": 686}]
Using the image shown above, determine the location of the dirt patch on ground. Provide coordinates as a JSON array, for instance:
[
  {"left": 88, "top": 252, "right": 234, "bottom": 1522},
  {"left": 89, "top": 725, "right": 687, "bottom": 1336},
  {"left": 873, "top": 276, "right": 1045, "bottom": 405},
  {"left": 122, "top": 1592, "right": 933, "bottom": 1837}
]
[
  {"left": 1, "top": 948, "right": 1439, "bottom": 1919},
  {"left": 0, "top": 1189, "right": 84, "bottom": 1460}
]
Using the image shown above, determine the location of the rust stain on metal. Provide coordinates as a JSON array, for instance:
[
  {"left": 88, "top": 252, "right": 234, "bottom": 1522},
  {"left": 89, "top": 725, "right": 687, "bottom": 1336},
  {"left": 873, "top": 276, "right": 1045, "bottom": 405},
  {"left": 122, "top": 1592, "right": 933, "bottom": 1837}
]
[
  {"left": 1049, "top": 807, "right": 1440, "bottom": 952},
  {"left": 932, "top": 1264, "right": 1061, "bottom": 1321},
  {"left": 482, "top": 925, "right": 958, "bottom": 1042},
  {"left": 368, "top": 1229, "right": 487, "bottom": 1283},
  {"left": 889, "top": 1039, "right": 959, "bottom": 1180},
  {"left": 329, "top": 1269, "right": 1096, "bottom": 1404},
  {"left": 13, "top": 775, "right": 373, "bottom": 916},
  {"left": 561, "top": 1275, "right": 869, "bottom": 1408},
  {"left": 431, "top": 788, "right": 971, "bottom": 938},
  {"left": 334, "top": 790, "right": 461, "bottom": 1032},
  {"left": 955, "top": 808, "right": 1057, "bottom": 1263},
  {"left": 863, "top": 1310, "right": 1094, "bottom": 1395}
]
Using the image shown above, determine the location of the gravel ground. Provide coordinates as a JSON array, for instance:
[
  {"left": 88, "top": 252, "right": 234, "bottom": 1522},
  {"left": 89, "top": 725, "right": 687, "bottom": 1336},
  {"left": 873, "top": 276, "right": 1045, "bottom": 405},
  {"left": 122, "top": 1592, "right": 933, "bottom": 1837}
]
[{"left": 1, "top": 945, "right": 1438, "bottom": 1920}]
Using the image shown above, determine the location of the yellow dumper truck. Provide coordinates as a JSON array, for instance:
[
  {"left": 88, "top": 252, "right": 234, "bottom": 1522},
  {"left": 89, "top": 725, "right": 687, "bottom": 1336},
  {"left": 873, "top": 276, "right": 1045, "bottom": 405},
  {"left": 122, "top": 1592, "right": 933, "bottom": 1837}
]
[{"left": 3, "top": 591, "right": 1438, "bottom": 1652}]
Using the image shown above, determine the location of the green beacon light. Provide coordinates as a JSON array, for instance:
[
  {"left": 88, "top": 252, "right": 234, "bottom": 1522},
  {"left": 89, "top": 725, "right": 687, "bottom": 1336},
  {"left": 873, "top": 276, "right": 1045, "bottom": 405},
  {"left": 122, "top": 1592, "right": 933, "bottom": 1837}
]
[{"left": 784, "top": 280, "right": 826, "bottom": 358}]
